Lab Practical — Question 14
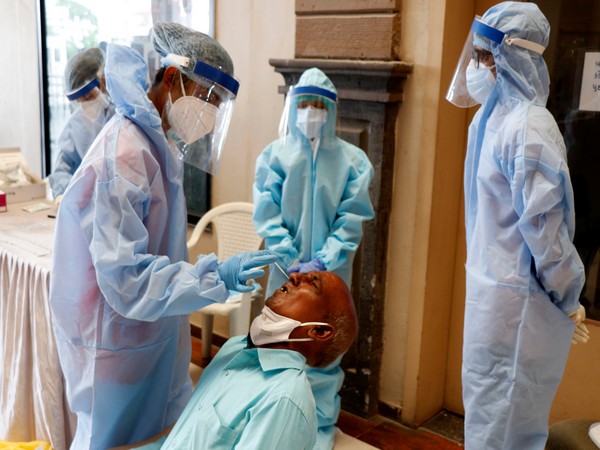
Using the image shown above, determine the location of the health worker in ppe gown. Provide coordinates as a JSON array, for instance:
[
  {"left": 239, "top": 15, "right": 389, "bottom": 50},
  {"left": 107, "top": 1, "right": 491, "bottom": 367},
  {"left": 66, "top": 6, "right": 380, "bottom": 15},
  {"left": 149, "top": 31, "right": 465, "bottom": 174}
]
[
  {"left": 49, "top": 23, "right": 275, "bottom": 450},
  {"left": 253, "top": 67, "right": 374, "bottom": 450},
  {"left": 48, "top": 47, "right": 114, "bottom": 200},
  {"left": 446, "top": 2, "right": 589, "bottom": 449}
]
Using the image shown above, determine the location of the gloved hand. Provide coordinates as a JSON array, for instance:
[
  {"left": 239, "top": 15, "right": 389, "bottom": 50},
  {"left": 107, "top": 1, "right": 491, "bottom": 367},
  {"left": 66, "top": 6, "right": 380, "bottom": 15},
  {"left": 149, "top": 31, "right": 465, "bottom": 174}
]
[
  {"left": 217, "top": 250, "right": 276, "bottom": 292},
  {"left": 54, "top": 194, "right": 63, "bottom": 205},
  {"left": 286, "top": 257, "right": 325, "bottom": 275},
  {"left": 569, "top": 305, "right": 590, "bottom": 345}
]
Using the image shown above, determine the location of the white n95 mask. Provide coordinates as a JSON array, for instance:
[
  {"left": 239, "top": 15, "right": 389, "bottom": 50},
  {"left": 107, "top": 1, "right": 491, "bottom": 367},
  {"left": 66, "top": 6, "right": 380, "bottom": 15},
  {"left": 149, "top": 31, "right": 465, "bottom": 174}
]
[
  {"left": 168, "top": 96, "right": 217, "bottom": 145},
  {"left": 167, "top": 74, "right": 218, "bottom": 145},
  {"left": 465, "top": 59, "right": 496, "bottom": 105},
  {"left": 296, "top": 106, "right": 327, "bottom": 140},
  {"left": 250, "top": 306, "right": 330, "bottom": 346}
]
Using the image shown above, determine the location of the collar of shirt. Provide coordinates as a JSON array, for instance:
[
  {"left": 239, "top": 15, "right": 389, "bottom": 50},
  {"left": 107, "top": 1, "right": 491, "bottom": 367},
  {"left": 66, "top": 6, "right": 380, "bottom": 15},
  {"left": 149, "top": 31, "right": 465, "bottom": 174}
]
[{"left": 224, "top": 336, "right": 306, "bottom": 373}]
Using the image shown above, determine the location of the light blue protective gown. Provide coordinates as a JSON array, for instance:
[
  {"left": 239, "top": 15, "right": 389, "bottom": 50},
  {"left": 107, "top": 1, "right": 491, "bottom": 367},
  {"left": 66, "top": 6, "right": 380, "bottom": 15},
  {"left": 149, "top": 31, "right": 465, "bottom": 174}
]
[
  {"left": 137, "top": 335, "right": 317, "bottom": 450},
  {"left": 253, "top": 68, "right": 374, "bottom": 450},
  {"left": 253, "top": 68, "right": 374, "bottom": 297},
  {"left": 49, "top": 44, "right": 229, "bottom": 450},
  {"left": 461, "top": 3, "right": 585, "bottom": 449},
  {"left": 48, "top": 102, "right": 114, "bottom": 198}
]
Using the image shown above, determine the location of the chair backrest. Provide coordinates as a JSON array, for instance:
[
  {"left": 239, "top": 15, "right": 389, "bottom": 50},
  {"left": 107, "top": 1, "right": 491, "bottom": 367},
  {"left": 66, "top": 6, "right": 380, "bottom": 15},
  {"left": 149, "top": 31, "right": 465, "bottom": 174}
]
[{"left": 187, "top": 202, "right": 263, "bottom": 260}]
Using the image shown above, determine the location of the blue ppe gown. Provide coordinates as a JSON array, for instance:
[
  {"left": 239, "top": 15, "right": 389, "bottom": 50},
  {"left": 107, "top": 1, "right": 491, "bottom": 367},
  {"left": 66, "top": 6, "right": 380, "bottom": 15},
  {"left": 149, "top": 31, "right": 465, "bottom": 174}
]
[
  {"left": 48, "top": 101, "right": 114, "bottom": 198},
  {"left": 461, "top": 4, "right": 585, "bottom": 449},
  {"left": 49, "top": 44, "right": 229, "bottom": 450},
  {"left": 253, "top": 68, "right": 374, "bottom": 450},
  {"left": 253, "top": 68, "right": 374, "bottom": 296},
  {"left": 137, "top": 335, "right": 317, "bottom": 450}
]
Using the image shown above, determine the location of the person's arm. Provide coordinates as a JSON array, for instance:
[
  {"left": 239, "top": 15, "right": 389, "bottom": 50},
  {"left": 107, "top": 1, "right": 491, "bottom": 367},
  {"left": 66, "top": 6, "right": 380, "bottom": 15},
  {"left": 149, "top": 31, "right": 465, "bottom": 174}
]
[
  {"left": 510, "top": 115, "right": 585, "bottom": 315},
  {"left": 234, "top": 396, "right": 316, "bottom": 450},
  {"left": 48, "top": 121, "right": 80, "bottom": 198},
  {"left": 253, "top": 145, "right": 300, "bottom": 266},
  {"left": 316, "top": 153, "right": 375, "bottom": 272},
  {"left": 77, "top": 130, "right": 228, "bottom": 321}
]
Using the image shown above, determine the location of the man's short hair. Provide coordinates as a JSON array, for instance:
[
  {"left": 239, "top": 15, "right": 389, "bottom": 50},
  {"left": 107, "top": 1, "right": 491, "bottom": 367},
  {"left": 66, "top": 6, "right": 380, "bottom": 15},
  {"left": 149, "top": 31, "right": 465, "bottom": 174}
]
[{"left": 318, "top": 310, "right": 356, "bottom": 367}]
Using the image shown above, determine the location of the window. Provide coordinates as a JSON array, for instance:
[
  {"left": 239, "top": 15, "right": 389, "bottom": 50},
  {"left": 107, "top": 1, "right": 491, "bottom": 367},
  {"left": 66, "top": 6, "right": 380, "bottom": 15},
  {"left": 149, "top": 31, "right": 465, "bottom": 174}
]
[{"left": 39, "top": 0, "right": 213, "bottom": 222}]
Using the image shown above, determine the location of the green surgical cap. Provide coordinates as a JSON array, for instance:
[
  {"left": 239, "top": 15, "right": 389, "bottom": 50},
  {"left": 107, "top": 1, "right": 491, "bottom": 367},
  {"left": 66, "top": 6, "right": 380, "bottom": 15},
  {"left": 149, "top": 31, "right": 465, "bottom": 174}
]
[
  {"left": 64, "top": 47, "right": 105, "bottom": 93},
  {"left": 152, "top": 22, "right": 234, "bottom": 80}
]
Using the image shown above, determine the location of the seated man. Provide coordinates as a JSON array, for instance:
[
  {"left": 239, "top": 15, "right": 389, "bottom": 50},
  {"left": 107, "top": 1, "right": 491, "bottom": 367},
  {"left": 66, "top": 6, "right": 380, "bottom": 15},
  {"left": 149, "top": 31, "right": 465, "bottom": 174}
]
[{"left": 112, "top": 271, "right": 358, "bottom": 450}]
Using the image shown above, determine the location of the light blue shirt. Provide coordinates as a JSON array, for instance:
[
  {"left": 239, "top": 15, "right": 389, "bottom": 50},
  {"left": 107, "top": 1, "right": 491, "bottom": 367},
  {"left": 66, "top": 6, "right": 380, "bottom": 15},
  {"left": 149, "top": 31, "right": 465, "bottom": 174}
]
[{"left": 147, "top": 336, "right": 317, "bottom": 449}]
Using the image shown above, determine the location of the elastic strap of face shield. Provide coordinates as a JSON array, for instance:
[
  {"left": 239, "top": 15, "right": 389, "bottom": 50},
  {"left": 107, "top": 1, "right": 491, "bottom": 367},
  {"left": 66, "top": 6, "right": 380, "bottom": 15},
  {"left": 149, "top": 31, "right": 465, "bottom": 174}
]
[
  {"left": 471, "top": 19, "right": 546, "bottom": 55},
  {"left": 163, "top": 53, "right": 191, "bottom": 69},
  {"left": 65, "top": 78, "right": 100, "bottom": 101},
  {"left": 505, "top": 37, "right": 545, "bottom": 55}
]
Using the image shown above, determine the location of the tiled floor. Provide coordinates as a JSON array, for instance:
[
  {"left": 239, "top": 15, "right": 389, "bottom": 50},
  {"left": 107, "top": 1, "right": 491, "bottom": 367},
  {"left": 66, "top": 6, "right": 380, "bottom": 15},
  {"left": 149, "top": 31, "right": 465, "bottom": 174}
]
[{"left": 191, "top": 336, "right": 464, "bottom": 450}]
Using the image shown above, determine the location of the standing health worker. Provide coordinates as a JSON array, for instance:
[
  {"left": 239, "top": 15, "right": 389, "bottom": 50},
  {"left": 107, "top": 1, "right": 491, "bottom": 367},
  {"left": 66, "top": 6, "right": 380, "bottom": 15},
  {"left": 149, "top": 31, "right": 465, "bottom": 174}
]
[
  {"left": 253, "top": 67, "right": 374, "bottom": 450},
  {"left": 50, "top": 23, "right": 274, "bottom": 450},
  {"left": 48, "top": 47, "right": 114, "bottom": 200},
  {"left": 446, "top": 2, "right": 589, "bottom": 449}
]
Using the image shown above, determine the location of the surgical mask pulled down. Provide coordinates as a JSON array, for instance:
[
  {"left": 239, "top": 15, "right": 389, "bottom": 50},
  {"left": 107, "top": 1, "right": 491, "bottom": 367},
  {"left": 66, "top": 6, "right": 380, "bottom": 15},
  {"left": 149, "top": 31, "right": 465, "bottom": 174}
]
[
  {"left": 80, "top": 92, "right": 110, "bottom": 120},
  {"left": 466, "top": 59, "right": 496, "bottom": 104},
  {"left": 296, "top": 106, "right": 327, "bottom": 140},
  {"left": 167, "top": 73, "right": 217, "bottom": 145},
  {"left": 250, "top": 306, "right": 330, "bottom": 346}
]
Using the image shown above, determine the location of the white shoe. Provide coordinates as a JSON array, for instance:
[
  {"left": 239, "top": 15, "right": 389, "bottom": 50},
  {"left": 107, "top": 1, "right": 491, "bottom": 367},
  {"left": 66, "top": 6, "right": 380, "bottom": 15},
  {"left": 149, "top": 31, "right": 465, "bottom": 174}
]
[{"left": 589, "top": 422, "right": 600, "bottom": 448}]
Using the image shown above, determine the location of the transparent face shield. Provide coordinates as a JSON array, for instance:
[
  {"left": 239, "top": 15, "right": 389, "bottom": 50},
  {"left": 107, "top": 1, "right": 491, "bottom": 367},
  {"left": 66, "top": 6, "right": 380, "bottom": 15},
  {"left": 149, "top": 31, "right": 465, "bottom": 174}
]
[
  {"left": 446, "top": 18, "right": 504, "bottom": 108},
  {"left": 446, "top": 17, "right": 547, "bottom": 108},
  {"left": 278, "top": 85, "right": 337, "bottom": 144},
  {"left": 164, "top": 54, "right": 239, "bottom": 175}
]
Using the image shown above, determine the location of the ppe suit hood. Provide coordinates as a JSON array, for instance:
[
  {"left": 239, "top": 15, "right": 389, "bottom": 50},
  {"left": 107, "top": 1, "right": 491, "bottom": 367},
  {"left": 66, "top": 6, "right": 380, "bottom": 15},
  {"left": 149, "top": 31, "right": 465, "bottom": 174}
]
[
  {"left": 104, "top": 44, "right": 166, "bottom": 149},
  {"left": 482, "top": 1, "right": 550, "bottom": 105}
]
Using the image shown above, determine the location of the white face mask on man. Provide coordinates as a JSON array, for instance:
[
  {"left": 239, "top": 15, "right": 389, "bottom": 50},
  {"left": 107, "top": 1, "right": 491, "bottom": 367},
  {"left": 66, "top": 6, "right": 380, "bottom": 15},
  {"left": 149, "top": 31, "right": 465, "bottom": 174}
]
[
  {"left": 167, "top": 73, "right": 218, "bottom": 145},
  {"left": 249, "top": 306, "right": 330, "bottom": 346},
  {"left": 466, "top": 59, "right": 496, "bottom": 105},
  {"left": 296, "top": 106, "right": 327, "bottom": 140}
]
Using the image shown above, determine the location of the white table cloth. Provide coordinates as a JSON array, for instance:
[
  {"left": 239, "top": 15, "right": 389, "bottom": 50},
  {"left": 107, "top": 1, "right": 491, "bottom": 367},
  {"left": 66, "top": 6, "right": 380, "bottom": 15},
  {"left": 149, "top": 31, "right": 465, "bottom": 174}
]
[{"left": 0, "top": 200, "right": 75, "bottom": 450}]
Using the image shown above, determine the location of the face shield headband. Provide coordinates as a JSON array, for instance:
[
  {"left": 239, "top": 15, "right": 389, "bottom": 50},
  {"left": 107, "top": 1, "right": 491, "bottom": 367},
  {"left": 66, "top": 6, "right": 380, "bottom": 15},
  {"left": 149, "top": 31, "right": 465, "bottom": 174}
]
[
  {"left": 278, "top": 85, "right": 337, "bottom": 143},
  {"left": 162, "top": 53, "right": 239, "bottom": 175},
  {"left": 65, "top": 78, "right": 100, "bottom": 101},
  {"left": 445, "top": 17, "right": 546, "bottom": 108}
]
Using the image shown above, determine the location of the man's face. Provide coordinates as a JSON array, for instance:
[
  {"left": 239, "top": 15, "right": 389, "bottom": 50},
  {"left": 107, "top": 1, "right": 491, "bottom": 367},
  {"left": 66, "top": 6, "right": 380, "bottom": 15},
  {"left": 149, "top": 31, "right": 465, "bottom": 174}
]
[{"left": 266, "top": 271, "right": 347, "bottom": 324}]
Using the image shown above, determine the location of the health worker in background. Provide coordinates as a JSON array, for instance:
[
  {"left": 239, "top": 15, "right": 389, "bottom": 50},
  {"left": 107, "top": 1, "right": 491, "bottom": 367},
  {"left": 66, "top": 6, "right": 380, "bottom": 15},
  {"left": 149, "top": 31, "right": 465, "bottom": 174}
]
[
  {"left": 50, "top": 22, "right": 274, "bottom": 450},
  {"left": 48, "top": 47, "right": 114, "bottom": 200},
  {"left": 446, "top": 2, "right": 589, "bottom": 449},
  {"left": 253, "top": 67, "right": 374, "bottom": 450}
]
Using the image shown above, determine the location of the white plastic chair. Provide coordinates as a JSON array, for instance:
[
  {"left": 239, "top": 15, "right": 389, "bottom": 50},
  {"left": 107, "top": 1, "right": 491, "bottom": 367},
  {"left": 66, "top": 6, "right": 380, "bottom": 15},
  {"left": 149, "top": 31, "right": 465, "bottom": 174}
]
[{"left": 187, "top": 202, "right": 264, "bottom": 358}]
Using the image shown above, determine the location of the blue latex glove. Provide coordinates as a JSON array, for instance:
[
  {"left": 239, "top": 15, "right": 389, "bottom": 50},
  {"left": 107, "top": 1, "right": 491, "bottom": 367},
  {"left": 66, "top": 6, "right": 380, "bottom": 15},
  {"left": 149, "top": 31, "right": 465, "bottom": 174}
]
[
  {"left": 286, "top": 257, "right": 325, "bottom": 275},
  {"left": 217, "top": 250, "right": 276, "bottom": 292}
]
